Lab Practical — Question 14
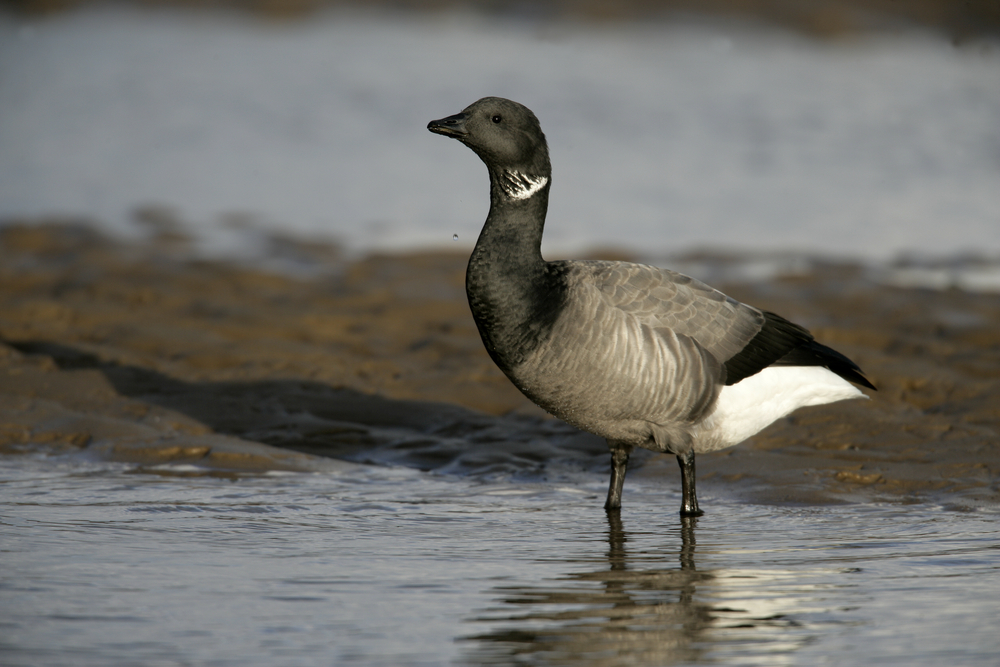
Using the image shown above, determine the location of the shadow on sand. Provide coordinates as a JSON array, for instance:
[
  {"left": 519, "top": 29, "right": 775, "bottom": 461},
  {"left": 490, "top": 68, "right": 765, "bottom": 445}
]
[{"left": 5, "top": 339, "right": 611, "bottom": 480}]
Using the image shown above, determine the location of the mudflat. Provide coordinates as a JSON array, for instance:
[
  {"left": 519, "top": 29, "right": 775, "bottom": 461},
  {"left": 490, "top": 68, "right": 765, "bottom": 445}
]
[{"left": 1, "top": 223, "right": 997, "bottom": 509}]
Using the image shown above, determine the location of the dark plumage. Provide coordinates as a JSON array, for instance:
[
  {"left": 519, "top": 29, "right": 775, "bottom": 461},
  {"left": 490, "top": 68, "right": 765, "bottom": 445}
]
[{"left": 428, "top": 97, "right": 874, "bottom": 516}]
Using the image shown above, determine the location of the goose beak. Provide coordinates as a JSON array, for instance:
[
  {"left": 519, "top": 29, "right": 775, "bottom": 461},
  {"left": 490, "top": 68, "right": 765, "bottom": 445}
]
[{"left": 427, "top": 112, "right": 468, "bottom": 138}]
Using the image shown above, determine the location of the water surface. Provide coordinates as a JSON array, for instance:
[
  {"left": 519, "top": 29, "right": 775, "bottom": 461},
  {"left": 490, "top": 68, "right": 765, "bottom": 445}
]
[{"left": 3, "top": 454, "right": 997, "bottom": 666}]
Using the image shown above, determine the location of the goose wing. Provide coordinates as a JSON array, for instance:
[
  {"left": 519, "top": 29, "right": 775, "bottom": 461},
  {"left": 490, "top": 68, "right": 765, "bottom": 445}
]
[
  {"left": 570, "top": 260, "right": 814, "bottom": 385},
  {"left": 515, "top": 260, "right": 822, "bottom": 439}
]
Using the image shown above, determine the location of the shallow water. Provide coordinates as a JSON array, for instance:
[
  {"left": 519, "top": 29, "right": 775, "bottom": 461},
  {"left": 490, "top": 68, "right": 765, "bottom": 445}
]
[{"left": 2, "top": 454, "right": 997, "bottom": 666}]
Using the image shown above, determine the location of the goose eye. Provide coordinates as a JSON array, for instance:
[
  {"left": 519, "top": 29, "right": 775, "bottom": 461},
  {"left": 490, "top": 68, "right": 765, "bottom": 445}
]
[{"left": 491, "top": 115, "right": 502, "bottom": 124}]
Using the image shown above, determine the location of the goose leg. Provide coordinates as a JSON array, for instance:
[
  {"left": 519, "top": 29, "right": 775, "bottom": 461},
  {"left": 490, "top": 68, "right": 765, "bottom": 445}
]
[
  {"left": 605, "top": 442, "right": 633, "bottom": 511},
  {"left": 677, "top": 450, "right": 704, "bottom": 517}
]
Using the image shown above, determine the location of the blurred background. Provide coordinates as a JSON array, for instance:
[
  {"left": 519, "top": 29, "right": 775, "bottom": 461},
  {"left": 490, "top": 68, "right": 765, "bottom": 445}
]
[{"left": 1, "top": 0, "right": 998, "bottom": 268}]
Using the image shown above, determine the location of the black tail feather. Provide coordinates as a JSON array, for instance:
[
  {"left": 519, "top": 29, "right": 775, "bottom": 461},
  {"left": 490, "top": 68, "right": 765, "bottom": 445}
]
[
  {"left": 724, "top": 310, "right": 876, "bottom": 390},
  {"left": 723, "top": 311, "right": 812, "bottom": 385},
  {"left": 773, "top": 339, "right": 877, "bottom": 390}
]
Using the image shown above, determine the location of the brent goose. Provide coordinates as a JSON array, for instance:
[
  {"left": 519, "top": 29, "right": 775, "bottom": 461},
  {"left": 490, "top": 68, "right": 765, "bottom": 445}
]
[{"left": 428, "top": 97, "right": 874, "bottom": 516}]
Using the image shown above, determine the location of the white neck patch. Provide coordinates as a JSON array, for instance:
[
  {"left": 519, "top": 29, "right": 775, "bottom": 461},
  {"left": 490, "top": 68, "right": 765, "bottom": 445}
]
[{"left": 499, "top": 170, "right": 548, "bottom": 201}]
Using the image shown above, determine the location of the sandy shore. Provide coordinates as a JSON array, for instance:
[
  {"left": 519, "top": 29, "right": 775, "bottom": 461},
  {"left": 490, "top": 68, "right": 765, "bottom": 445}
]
[{"left": 1, "top": 222, "right": 997, "bottom": 508}]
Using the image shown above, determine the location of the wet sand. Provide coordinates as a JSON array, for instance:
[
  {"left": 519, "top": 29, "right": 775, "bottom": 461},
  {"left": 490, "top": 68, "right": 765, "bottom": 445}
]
[{"left": 1, "top": 222, "right": 997, "bottom": 509}]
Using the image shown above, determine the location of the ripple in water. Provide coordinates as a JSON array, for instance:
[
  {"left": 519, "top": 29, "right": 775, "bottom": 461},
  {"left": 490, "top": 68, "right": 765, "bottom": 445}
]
[{"left": 1, "top": 456, "right": 998, "bottom": 666}]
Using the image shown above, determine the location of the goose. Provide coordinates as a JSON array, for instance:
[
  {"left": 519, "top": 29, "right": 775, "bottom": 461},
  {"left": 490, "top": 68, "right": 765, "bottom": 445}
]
[{"left": 427, "top": 97, "right": 874, "bottom": 516}]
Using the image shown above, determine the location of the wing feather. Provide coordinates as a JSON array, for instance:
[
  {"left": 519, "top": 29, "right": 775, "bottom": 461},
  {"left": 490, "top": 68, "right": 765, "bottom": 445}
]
[
  {"left": 576, "top": 260, "right": 765, "bottom": 367},
  {"left": 568, "top": 260, "right": 872, "bottom": 389}
]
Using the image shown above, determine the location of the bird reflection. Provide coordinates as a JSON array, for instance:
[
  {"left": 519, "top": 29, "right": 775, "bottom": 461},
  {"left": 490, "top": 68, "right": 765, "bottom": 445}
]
[{"left": 460, "top": 513, "right": 715, "bottom": 665}]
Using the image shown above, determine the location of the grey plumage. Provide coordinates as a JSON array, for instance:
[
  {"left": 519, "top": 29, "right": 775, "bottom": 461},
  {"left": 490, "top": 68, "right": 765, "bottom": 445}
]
[
  {"left": 512, "top": 260, "right": 741, "bottom": 446},
  {"left": 428, "top": 96, "right": 873, "bottom": 516}
]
